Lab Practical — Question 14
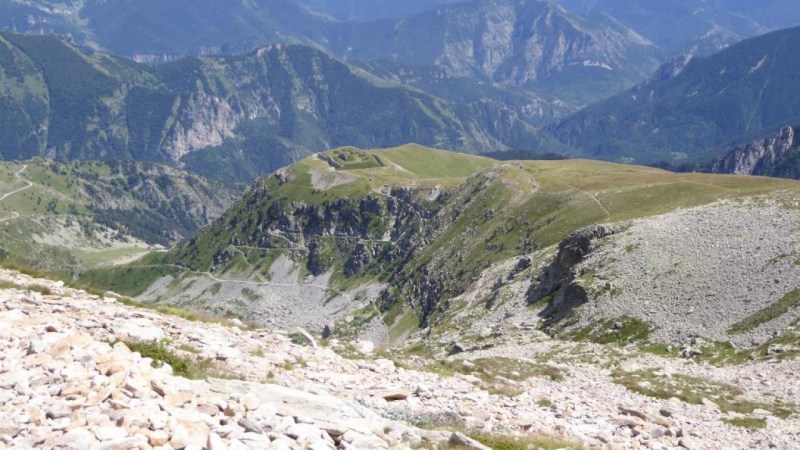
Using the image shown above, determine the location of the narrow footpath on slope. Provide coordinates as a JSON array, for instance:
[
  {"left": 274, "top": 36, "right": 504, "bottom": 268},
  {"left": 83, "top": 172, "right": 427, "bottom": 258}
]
[{"left": 0, "top": 164, "right": 33, "bottom": 223}]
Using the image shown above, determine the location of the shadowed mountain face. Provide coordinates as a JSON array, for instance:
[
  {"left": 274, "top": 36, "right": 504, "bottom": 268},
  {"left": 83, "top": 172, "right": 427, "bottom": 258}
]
[
  {"left": 549, "top": 26, "right": 800, "bottom": 166},
  {"left": 0, "top": 32, "right": 556, "bottom": 181}
]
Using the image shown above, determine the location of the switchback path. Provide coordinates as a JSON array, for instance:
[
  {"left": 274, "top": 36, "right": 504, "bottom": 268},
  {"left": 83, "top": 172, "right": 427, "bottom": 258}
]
[{"left": 0, "top": 165, "right": 33, "bottom": 223}]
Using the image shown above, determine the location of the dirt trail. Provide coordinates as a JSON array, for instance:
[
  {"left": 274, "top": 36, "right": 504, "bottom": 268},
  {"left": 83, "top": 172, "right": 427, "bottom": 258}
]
[
  {"left": 0, "top": 165, "right": 33, "bottom": 223},
  {"left": 560, "top": 181, "right": 612, "bottom": 221}
]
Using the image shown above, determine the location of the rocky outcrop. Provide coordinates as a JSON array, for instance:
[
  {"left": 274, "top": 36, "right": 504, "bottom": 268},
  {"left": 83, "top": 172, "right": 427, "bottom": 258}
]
[
  {"left": 343, "top": 243, "right": 373, "bottom": 277},
  {"left": 528, "top": 225, "right": 616, "bottom": 324},
  {"left": 649, "top": 54, "right": 693, "bottom": 82},
  {"left": 572, "top": 198, "right": 800, "bottom": 346},
  {"left": 711, "top": 126, "right": 797, "bottom": 176}
]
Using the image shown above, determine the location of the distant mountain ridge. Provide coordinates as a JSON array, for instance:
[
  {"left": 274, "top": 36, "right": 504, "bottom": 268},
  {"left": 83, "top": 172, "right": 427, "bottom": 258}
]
[
  {"left": 0, "top": 32, "right": 554, "bottom": 181},
  {"left": 551, "top": 0, "right": 771, "bottom": 55},
  {"left": 549, "top": 26, "right": 800, "bottom": 166},
  {"left": 0, "top": 0, "right": 668, "bottom": 120},
  {"left": 4, "top": 0, "right": 798, "bottom": 130},
  {"left": 328, "top": 0, "right": 661, "bottom": 88},
  {"left": 295, "top": 0, "right": 460, "bottom": 20}
]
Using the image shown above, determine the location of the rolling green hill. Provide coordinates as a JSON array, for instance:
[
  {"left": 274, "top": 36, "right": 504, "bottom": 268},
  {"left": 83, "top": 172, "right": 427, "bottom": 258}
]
[
  {"left": 89, "top": 145, "right": 800, "bottom": 350},
  {"left": 0, "top": 32, "right": 556, "bottom": 181},
  {"left": 549, "top": 26, "right": 800, "bottom": 167}
]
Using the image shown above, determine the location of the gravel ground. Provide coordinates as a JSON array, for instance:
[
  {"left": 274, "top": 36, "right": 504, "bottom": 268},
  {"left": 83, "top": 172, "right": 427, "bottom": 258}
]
[
  {"left": 4, "top": 268, "right": 800, "bottom": 450},
  {"left": 577, "top": 197, "right": 800, "bottom": 346}
]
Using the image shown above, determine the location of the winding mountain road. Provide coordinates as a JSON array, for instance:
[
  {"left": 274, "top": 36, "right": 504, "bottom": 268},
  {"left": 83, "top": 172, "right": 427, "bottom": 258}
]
[
  {"left": 125, "top": 262, "right": 355, "bottom": 301},
  {"left": 0, "top": 165, "right": 33, "bottom": 223}
]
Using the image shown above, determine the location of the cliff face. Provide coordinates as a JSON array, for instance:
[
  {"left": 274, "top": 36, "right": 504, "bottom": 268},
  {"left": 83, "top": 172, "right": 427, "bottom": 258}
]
[
  {"left": 648, "top": 54, "right": 693, "bottom": 82},
  {"left": 330, "top": 0, "right": 661, "bottom": 89},
  {"left": 711, "top": 126, "right": 798, "bottom": 176}
]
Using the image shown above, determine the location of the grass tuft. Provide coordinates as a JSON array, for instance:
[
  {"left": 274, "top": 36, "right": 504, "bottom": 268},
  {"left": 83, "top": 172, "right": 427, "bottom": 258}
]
[
  {"left": 465, "top": 431, "right": 583, "bottom": 450},
  {"left": 729, "top": 289, "right": 800, "bottom": 334},
  {"left": 422, "top": 357, "right": 563, "bottom": 398},
  {"left": 723, "top": 417, "right": 767, "bottom": 429},
  {"left": 115, "top": 340, "right": 227, "bottom": 380},
  {"left": 613, "top": 369, "right": 797, "bottom": 418},
  {"left": 571, "top": 317, "right": 651, "bottom": 345}
]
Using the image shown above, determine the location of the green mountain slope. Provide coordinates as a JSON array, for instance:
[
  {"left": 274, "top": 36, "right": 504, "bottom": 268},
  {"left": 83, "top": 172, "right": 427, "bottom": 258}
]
[
  {"left": 101, "top": 145, "right": 800, "bottom": 352},
  {"left": 549, "top": 26, "right": 800, "bottom": 166},
  {"left": 0, "top": 32, "right": 556, "bottom": 181},
  {"left": 0, "top": 159, "right": 240, "bottom": 272}
]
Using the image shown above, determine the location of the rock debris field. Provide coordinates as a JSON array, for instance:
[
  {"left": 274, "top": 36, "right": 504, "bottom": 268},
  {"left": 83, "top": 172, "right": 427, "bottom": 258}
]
[
  {"left": 1, "top": 269, "right": 800, "bottom": 449},
  {"left": 580, "top": 199, "right": 800, "bottom": 346}
]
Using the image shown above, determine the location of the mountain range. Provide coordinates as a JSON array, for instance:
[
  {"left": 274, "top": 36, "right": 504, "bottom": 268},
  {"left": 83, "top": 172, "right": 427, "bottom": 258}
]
[
  {"left": 0, "top": 31, "right": 557, "bottom": 181},
  {"left": 4, "top": 23, "right": 800, "bottom": 180},
  {"left": 4, "top": 0, "right": 798, "bottom": 125},
  {"left": 2, "top": 4, "right": 800, "bottom": 446},
  {"left": 550, "top": 26, "right": 800, "bottom": 168},
  {"left": 2, "top": 1, "right": 800, "bottom": 180}
]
